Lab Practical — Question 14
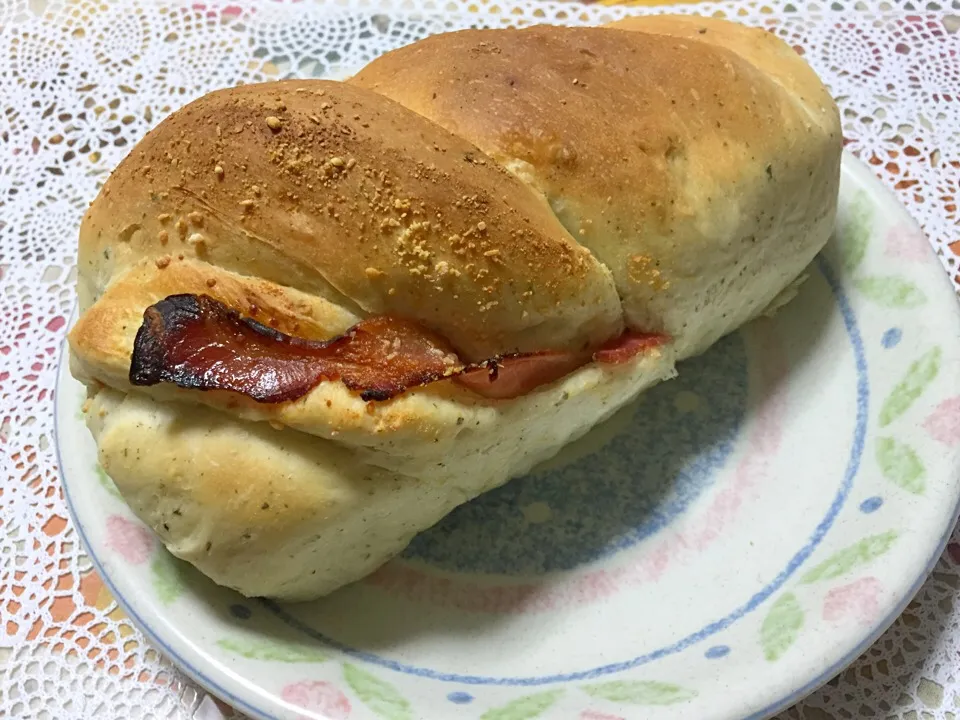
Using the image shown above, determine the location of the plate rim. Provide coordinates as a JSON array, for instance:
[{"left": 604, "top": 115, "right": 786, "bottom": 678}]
[{"left": 55, "top": 151, "right": 960, "bottom": 720}]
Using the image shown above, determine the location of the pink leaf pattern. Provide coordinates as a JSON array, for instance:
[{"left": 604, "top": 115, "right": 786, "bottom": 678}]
[
  {"left": 883, "top": 224, "right": 931, "bottom": 262},
  {"left": 282, "top": 681, "right": 351, "bottom": 720},
  {"left": 580, "top": 712, "right": 626, "bottom": 720},
  {"left": 823, "top": 577, "right": 882, "bottom": 625},
  {"left": 104, "top": 515, "right": 154, "bottom": 564},
  {"left": 924, "top": 397, "right": 960, "bottom": 447}
]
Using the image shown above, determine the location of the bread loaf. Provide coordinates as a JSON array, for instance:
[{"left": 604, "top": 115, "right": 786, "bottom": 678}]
[{"left": 69, "top": 15, "right": 841, "bottom": 600}]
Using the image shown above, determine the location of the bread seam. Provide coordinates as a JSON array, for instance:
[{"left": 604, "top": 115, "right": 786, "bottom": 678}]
[{"left": 166, "top": 186, "right": 372, "bottom": 320}]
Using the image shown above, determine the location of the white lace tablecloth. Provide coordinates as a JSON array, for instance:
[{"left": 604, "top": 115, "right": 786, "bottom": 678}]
[{"left": 1, "top": 1, "right": 958, "bottom": 718}]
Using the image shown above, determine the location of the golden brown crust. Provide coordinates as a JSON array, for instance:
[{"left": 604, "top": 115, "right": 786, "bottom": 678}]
[
  {"left": 607, "top": 15, "right": 837, "bottom": 123},
  {"left": 78, "top": 79, "right": 621, "bottom": 362},
  {"left": 350, "top": 20, "right": 841, "bottom": 352}
]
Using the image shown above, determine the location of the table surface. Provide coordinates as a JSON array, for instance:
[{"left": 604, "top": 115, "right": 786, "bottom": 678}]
[{"left": 1, "top": 1, "right": 959, "bottom": 718}]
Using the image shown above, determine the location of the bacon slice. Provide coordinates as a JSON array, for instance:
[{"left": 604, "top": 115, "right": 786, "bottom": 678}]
[
  {"left": 457, "top": 331, "right": 669, "bottom": 398},
  {"left": 129, "top": 294, "right": 462, "bottom": 402},
  {"left": 129, "top": 294, "right": 668, "bottom": 403},
  {"left": 455, "top": 351, "right": 591, "bottom": 399},
  {"left": 593, "top": 330, "right": 669, "bottom": 364}
]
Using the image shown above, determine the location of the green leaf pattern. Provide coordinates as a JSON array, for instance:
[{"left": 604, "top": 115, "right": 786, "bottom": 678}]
[
  {"left": 150, "top": 551, "right": 185, "bottom": 605},
  {"left": 853, "top": 276, "right": 927, "bottom": 307},
  {"left": 879, "top": 347, "right": 941, "bottom": 427},
  {"left": 838, "top": 189, "right": 926, "bottom": 308},
  {"left": 582, "top": 680, "right": 695, "bottom": 705},
  {"left": 838, "top": 190, "right": 871, "bottom": 273},
  {"left": 95, "top": 464, "right": 122, "bottom": 499},
  {"left": 480, "top": 690, "right": 564, "bottom": 720},
  {"left": 876, "top": 438, "right": 925, "bottom": 494},
  {"left": 801, "top": 531, "right": 899, "bottom": 584},
  {"left": 745, "top": 187, "right": 930, "bottom": 672},
  {"left": 343, "top": 663, "right": 413, "bottom": 720},
  {"left": 216, "top": 637, "right": 329, "bottom": 663},
  {"left": 760, "top": 592, "right": 804, "bottom": 661}
]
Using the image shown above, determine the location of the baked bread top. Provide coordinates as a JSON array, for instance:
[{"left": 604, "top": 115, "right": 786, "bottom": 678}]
[{"left": 70, "top": 16, "right": 841, "bottom": 451}]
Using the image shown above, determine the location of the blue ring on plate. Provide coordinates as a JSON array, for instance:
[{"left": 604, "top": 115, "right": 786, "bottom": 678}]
[
  {"left": 57, "top": 251, "right": 918, "bottom": 720},
  {"left": 401, "top": 329, "right": 748, "bottom": 575},
  {"left": 257, "top": 254, "right": 870, "bottom": 685}
]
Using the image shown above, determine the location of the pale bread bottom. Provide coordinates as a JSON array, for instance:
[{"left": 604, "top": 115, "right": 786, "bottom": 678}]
[{"left": 85, "top": 348, "right": 677, "bottom": 600}]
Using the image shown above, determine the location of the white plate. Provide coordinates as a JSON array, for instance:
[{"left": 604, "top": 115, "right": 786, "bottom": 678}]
[{"left": 57, "top": 153, "right": 960, "bottom": 720}]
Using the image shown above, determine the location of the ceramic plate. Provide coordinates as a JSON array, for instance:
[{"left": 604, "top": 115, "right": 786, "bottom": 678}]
[{"left": 56, "top": 153, "right": 960, "bottom": 720}]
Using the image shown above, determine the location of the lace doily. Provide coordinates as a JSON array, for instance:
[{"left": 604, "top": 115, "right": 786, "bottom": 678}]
[{"left": 1, "top": 1, "right": 958, "bottom": 718}]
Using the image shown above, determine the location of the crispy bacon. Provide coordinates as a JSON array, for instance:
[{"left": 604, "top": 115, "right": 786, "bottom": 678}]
[
  {"left": 129, "top": 294, "right": 462, "bottom": 402},
  {"left": 129, "top": 294, "right": 668, "bottom": 403}
]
